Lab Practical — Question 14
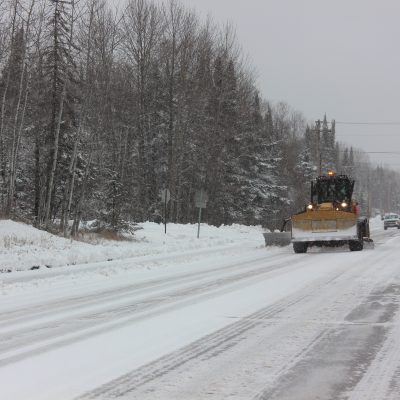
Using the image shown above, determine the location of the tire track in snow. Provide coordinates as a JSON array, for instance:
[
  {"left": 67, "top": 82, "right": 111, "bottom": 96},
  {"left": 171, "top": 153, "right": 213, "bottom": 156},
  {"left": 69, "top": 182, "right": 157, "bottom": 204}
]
[
  {"left": 75, "top": 261, "right": 367, "bottom": 399},
  {"left": 253, "top": 266, "right": 400, "bottom": 400},
  {"left": 0, "top": 252, "right": 306, "bottom": 367},
  {"left": 75, "top": 277, "right": 333, "bottom": 399},
  {"left": 345, "top": 284, "right": 400, "bottom": 400},
  {"left": 75, "top": 248, "right": 395, "bottom": 400},
  {"left": 0, "top": 251, "right": 286, "bottom": 327}
]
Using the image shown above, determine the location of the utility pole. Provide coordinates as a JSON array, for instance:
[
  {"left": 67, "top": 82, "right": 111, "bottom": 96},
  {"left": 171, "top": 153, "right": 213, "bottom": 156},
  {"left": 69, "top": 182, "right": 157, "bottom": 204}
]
[
  {"left": 315, "top": 119, "right": 321, "bottom": 176},
  {"left": 314, "top": 117, "right": 334, "bottom": 176},
  {"left": 367, "top": 169, "right": 371, "bottom": 218}
]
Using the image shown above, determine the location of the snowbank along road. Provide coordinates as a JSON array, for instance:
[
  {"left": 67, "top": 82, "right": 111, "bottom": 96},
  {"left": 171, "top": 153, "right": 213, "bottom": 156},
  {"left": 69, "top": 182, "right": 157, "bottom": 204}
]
[{"left": 1, "top": 220, "right": 400, "bottom": 399}]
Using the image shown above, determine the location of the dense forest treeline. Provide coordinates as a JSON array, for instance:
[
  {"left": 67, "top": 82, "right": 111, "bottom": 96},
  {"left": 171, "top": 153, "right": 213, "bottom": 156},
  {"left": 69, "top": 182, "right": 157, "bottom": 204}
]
[{"left": 0, "top": 0, "right": 399, "bottom": 234}]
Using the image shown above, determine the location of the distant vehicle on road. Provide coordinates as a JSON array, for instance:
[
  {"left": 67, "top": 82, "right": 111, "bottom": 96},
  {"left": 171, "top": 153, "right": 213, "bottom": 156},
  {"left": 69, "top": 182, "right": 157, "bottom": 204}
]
[{"left": 383, "top": 213, "right": 400, "bottom": 230}]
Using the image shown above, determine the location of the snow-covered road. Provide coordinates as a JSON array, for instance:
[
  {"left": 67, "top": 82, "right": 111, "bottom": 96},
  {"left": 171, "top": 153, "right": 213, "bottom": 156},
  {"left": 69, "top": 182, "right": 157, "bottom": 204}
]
[{"left": 1, "top": 220, "right": 400, "bottom": 399}]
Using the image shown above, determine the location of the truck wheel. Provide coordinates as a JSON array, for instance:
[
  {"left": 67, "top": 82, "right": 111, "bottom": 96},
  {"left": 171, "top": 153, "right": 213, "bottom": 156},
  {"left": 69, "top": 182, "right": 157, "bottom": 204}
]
[
  {"left": 349, "top": 240, "right": 363, "bottom": 251},
  {"left": 293, "top": 242, "right": 308, "bottom": 253}
]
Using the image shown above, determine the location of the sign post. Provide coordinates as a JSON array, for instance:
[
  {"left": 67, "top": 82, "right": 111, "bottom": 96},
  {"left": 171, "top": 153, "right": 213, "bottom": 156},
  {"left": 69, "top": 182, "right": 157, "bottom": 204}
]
[
  {"left": 194, "top": 189, "right": 208, "bottom": 238},
  {"left": 159, "top": 188, "right": 170, "bottom": 234}
]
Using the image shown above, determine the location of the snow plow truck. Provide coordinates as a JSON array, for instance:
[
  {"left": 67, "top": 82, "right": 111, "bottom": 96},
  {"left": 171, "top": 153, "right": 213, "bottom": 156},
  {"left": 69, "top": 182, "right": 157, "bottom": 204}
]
[{"left": 263, "top": 171, "right": 373, "bottom": 253}]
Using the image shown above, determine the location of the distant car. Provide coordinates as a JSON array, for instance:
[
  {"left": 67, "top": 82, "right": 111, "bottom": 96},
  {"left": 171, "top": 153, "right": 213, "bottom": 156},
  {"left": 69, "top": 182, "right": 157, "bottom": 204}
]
[{"left": 383, "top": 213, "right": 400, "bottom": 230}]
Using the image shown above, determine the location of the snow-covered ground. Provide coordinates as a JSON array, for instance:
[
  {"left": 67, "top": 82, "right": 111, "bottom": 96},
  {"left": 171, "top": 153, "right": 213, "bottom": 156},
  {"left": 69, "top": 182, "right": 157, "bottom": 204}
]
[
  {"left": 0, "top": 219, "right": 265, "bottom": 272},
  {"left": 1, "top": 217, "right": 400, "bottom": 400}
]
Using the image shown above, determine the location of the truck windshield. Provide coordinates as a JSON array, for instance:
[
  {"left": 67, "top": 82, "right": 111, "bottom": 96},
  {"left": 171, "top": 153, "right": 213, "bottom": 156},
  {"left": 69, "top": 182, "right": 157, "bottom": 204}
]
[
  {"left": 313, "top": 177, "right": 353, "bottom": 204},
  {"left": 385, "top": 214, "right": 399, "bottom": 220}
]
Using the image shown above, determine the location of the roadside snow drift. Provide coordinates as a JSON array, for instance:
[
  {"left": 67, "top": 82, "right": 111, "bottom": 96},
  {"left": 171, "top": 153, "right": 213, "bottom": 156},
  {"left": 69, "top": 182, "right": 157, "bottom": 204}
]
[{"left": 0, "top": 219, "right": 264, "bottom": 272}]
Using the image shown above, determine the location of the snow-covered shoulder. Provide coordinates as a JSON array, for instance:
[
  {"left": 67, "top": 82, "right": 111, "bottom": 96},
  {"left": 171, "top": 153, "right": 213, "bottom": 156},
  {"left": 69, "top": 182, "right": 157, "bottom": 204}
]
[{"left": 0, "top": 220, "right": 265, "bottom": 273}]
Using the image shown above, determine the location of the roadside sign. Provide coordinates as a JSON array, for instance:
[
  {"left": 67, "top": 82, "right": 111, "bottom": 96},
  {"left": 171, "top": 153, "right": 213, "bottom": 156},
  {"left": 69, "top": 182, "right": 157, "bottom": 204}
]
[
  {"left": 160, "top": 189, "right": 170, "bottom": 204},
  {"left": 195, "top": 189, "right": 208, "bottom": 208},
  {"left": 159, "top": 188, "right": 170, "bottom": 234}
]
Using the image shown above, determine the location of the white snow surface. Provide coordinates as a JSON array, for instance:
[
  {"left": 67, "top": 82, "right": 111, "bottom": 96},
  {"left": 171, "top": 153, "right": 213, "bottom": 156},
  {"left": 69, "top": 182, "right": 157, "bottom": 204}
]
[
  {"left": 0, "top": 219, "right": 264, "bottom": 272},
  {"left": 1, "top": 216, "right": 400, "bottom": 400}
]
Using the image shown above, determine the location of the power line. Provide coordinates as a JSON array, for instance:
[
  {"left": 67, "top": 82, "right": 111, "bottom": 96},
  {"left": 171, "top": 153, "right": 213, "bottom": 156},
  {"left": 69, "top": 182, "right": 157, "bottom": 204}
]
[
  {"left": 337, "top": 133, "right": 400, "bottom": 137},
  {"left": 337, "top": 150, "right": 400, "bottom": 154},
  {"left": 365, "top": 151, "right": 400, "bottom": 154},
  {"left": 336, "top": 121, "right": 400, "bottom": 125}
]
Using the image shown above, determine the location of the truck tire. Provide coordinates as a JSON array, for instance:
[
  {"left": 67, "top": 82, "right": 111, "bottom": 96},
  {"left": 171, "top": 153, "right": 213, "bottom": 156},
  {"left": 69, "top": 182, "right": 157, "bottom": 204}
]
[
  {"left": 349, "top": 240, "right": 363, "bottom": 251},
  {"left": 293, "top": 242, "right": 308, "bottom": 253}
]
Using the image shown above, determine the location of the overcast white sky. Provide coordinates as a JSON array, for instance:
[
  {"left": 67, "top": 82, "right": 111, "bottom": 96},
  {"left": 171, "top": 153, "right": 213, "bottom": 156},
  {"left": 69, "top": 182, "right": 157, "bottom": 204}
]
[{"left": 120, "top": 0, "right": 400, "bottom": 170}]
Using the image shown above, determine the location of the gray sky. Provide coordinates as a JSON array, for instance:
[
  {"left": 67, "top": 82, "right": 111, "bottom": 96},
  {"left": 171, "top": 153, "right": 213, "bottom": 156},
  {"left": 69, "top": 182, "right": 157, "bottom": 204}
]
[{"left": 164, "top": 0, "right": 400, "bottom": 171}]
